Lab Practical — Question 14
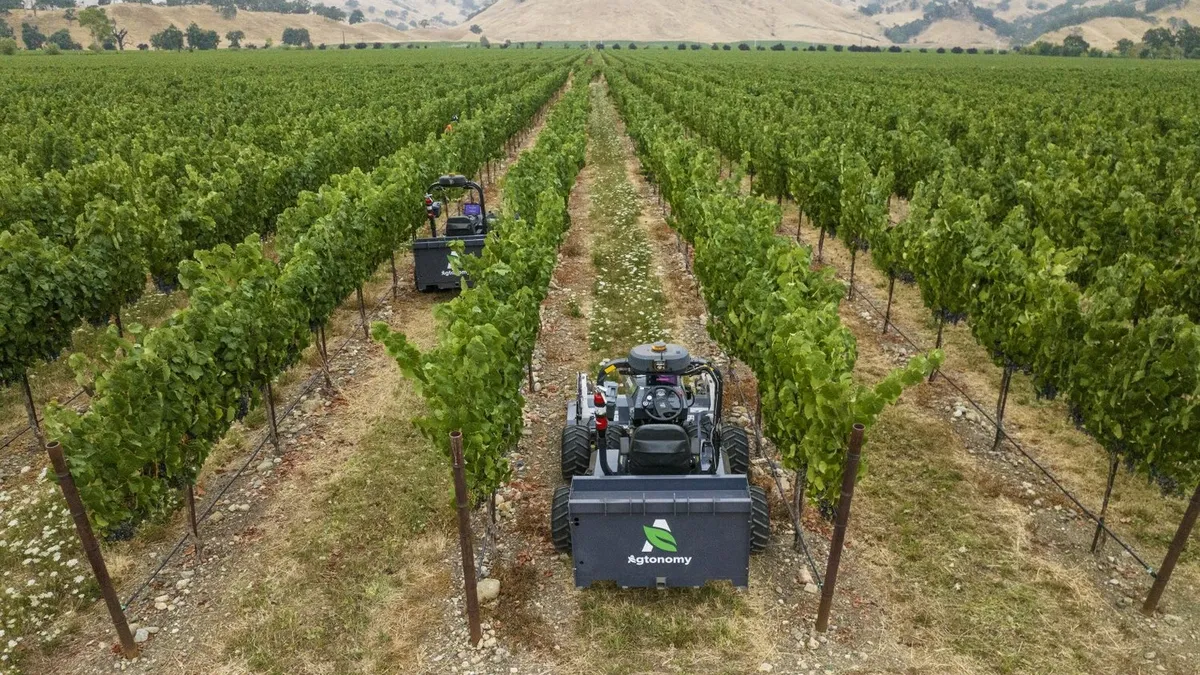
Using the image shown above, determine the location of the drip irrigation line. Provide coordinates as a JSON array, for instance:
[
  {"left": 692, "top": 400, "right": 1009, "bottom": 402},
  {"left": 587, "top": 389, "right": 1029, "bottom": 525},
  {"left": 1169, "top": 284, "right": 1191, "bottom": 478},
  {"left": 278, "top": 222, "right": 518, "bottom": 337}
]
[
  {"left": 843, "top": 273, "right": 1156, "bottom": 576},
  {"left": 123, "top": 281, "right": 397, "bottom": 610}
]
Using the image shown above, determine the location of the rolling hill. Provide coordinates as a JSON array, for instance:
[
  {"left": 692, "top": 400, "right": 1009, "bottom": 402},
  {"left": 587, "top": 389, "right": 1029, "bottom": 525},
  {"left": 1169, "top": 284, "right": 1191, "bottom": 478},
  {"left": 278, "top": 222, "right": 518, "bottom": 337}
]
[
  {"left": 6, "top": 6, "right": 410, "bottom": 48},
  {"left": 4, "top": 0, "right": 1196, "bottom": 49},
  {"left": 460, "top": 0, "right": 888, "bottom": 44}
]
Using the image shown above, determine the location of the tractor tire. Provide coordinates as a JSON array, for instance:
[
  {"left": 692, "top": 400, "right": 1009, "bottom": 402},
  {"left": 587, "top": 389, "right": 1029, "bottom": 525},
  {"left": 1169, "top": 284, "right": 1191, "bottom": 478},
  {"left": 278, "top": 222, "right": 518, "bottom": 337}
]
[
  {"left": 561, "top": 424, "right": 592, "bottom": 480},
  {"left": 551, "top": 485, "right": 572, "bottom": 554},
  {"left": 749, "top": 486, "right": 771, "bottom": 553},
  {"left": 722, "top": 425, "right": 751, "bottom": 475}
]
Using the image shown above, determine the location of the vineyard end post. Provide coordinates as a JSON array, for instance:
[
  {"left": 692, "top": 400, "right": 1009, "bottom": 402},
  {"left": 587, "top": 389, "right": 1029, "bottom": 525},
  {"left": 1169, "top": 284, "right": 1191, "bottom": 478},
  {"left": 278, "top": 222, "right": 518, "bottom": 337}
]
[
  {"left": 1142, "top": 481, "right": 1200, "bottom": 616},
  {"left": 46, "top": 441, "right": 139, "bottom": 658},
  {"left": 816, "top": 424, "right": 864, "bottom": 633},
  {"left": 450, "top": 431, "right": 483, "bottom": 646}
]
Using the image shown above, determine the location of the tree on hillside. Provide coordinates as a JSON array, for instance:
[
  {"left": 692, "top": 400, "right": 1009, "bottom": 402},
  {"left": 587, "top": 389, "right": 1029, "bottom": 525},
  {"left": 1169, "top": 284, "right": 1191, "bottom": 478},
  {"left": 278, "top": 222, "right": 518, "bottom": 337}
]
[
  {"left": 21, "top": 22, "right": 45, "bottom": 49},
  {"left": 479, "top": 34, "right": 489, "bottom": 48},
  {"left": 150, "top": 23, "right": 184, "bottom": 50},
  {"left": 77, "top": 7, "right": 112, "bottom": 45},
  {"left": 469, "top": 24, "right": 481, "bottom": 34},
  {"left": 213, "top": 0, "right": 237, "bottom": 20},
  {"left": 63, "top": 8, "right": 75, "bottom": 25},
  {"left": 78, "top": 7, "right": 128, "bottom": 49},
  {"left": 349, "top": 9, "right": 365, "bottom": 24},
  {"left": 1062, "top": 32, "right": 1089, "bottom": 56},
  {"left": 311, "top": 3, "right": 345, "bottom": 22},
  {"left": 46, "top": 27, "right": 79, "bottom": 50},
  {"left": 0, "top": 17, "right": 11, "bottom": 38},
  {"left": 281, "top": 26, "right": 310, "bottom": 46},
  {"left": 225, "top": 29, "right": 244, "bottom": 47},
  {"left": 185, "top": 22, "right": 220, "bottom": 49},
  {"left": 1142, "top": 27, "right": 1175, "bottom": 51},
  {"left": 0, "top": 0, "right": 22, "bottom": 13}
]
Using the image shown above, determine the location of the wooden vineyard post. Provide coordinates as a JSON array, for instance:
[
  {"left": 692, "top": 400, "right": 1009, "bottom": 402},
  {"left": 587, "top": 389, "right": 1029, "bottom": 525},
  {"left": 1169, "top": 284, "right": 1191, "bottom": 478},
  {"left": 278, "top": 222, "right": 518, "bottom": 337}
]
[
  {"left": 46, "top": 442, "right": 139, "bottom": 658},
  {"left": 848, "top": 249, "right": 857, "bottom": 301},
  {"left": 1090, "top": 453, "right": 1120, "bottom": 553},
  {"left": 390, "top": 252, "right": 399, "bottom": 301},
  {"left": 185, "top": 483, "right": 202, "bottom": 558},
  {"left": 792, "top": 468, "right": 807, "bottom": 551},
  {"left": 928, "top": 317, "right": 945, "bottom": 383},
  {"left": 817, "top": 227, "right": 826, "bottom": 263},
  {"left": 20, "top": 370, "right": 45, "bottom": 451},
  {"left": 450, "top": 432, "right": 483, "bottom": 646},
  {"left": 882, "top": 275, "right": 896, "bottom": 335},
  {"left": 356, "top": 286, "right": 369, "bottom": 340},
  {"left": 1142, "top": 482, "right": 1200, "bottom": 616},
  {"left": 816, "top": 424, "right": 864, "bottom": 633},
  {"left": 263, "top": 380, "right": 281, "bottom": 453},
  {"left": 992, "top": 365, "right": 1015, "bottom": 452},
  {"left": 314, "top": 325, "right": 334, "bottom": 389}
]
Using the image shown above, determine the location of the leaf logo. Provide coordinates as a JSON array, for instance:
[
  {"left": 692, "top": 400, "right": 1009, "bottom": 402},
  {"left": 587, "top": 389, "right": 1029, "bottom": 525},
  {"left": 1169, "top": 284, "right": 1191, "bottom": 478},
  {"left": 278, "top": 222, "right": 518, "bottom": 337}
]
[{"left": 642, "top": 519, "right": 678, "bottom": 553}]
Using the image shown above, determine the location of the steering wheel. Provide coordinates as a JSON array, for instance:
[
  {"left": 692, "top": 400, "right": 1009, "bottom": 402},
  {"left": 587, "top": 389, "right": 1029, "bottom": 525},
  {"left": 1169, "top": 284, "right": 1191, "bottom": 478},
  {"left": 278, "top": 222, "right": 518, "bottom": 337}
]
[{"left": 644, "top": 386, "right": 684, "bottom": 422}]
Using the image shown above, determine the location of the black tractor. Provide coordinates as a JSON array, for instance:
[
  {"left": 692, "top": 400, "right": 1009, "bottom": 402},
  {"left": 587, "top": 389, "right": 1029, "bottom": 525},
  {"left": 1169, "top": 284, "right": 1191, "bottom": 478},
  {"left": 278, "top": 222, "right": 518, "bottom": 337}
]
[
  {"left": 412, "top": 174, "right": 496, "bottom": 291},
  {"left": 551, "top": 342, "right": 770, "bottom": 589}
]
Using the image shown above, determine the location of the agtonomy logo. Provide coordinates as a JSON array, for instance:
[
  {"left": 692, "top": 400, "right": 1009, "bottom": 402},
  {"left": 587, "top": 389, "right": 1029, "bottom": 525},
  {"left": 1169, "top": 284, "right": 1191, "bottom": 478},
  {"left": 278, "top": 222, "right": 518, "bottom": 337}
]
[{"left": 628, "top": 519, "right": 692, "bottom": 566}]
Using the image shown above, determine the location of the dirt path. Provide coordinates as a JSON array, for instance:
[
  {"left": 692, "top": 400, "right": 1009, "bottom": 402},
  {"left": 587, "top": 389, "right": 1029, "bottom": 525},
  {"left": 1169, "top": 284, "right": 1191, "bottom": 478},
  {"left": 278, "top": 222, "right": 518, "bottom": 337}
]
[
  {"left": 31, "top": 86, "right": 566, "bottom": 675},
  {"left": 408, "top": 79, "right": 878, "bottom": 675}
]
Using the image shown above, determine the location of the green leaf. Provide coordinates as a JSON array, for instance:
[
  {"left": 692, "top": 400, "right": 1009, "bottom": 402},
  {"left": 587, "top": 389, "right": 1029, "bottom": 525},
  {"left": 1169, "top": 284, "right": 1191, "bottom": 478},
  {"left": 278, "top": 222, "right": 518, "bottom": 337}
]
[{"left": 643, "top": 526, "right": 678, "bottom": 552}]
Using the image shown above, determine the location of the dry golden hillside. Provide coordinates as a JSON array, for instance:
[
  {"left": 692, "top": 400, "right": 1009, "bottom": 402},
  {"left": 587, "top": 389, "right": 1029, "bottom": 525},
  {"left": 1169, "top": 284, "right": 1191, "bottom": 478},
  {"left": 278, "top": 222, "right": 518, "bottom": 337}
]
[
  {"left": 7, "top": 6, "right": 409, "bottom": 49},
  {"left": 913, "top": 18, "right": 1008, "bottom": 47},
  {"left": 1039, "top": 3, "right": 1200, "bottom": 49},
  {"left": 462, "top": 0, "right": 888, "bottom": 44}
]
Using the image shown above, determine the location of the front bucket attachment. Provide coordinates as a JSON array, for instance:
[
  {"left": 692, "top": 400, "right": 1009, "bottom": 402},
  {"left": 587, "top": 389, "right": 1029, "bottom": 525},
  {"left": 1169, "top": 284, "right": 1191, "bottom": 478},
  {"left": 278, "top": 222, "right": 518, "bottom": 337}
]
[
  {"left": 566, "top": 474, "right": 752, "bottom": 588},
  {"left": 412, "top": 235, "right": 486, "bottom": 291}
]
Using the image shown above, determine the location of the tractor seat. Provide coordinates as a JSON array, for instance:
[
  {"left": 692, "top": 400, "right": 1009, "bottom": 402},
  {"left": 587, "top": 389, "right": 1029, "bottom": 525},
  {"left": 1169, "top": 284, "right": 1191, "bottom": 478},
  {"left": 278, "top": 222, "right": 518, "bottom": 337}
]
[
  {"left": 628, "top": 424, "right": 693, "bottom": 475},
  {"left": 445, "top": 215, "right": 478, "bottom": 237}
]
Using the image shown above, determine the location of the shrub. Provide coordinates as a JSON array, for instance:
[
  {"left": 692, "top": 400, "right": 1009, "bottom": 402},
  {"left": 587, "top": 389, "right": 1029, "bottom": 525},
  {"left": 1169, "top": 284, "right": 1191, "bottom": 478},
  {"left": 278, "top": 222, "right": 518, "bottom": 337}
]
[
  {"left": 936, "top": 47, "right": 946, "bottom": 53},
  {"left": 0, "top": 37, "right": 18, "bottom": 55},
  {"left": 43, "top": 43, "right": 61, "bottom": 55},
  {"left": 833, "top": 44, "right": 843, "bottom": 52}
]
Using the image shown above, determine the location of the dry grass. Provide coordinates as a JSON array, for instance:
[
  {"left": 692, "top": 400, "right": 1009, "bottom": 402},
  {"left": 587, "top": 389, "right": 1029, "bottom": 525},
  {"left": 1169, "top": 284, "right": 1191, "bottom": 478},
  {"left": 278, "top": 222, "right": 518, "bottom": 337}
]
[
  {"left": 855, "top": 401, "right": 1146, "bottom": 674},
  {"left": 13, "top": 6, "right": 408, "bottom": 50},
  {"left": 227, "top": 380, "right": 454, "bottom": 674},
  {"left": 573, "top": 584, "right": 769, "bottom": 675}
]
